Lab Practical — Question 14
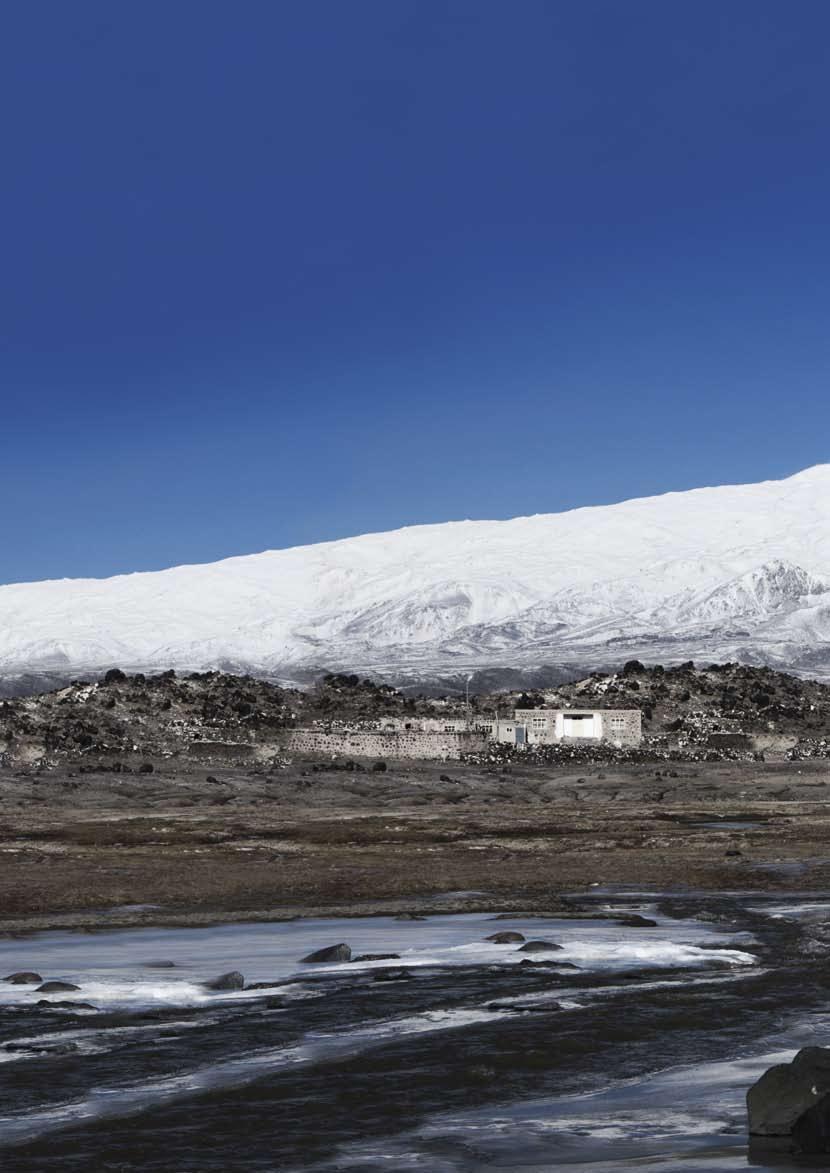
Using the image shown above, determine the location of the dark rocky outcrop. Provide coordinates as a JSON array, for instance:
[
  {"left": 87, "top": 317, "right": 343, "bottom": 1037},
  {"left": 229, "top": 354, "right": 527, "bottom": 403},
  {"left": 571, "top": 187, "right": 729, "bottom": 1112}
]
[
  {"left": 4, "top": 660, "right": 830, "bottom": 770},
  {"left": 203, "top": 971, "right": 245, "bottom": 991},
  {"left": 351, "top": 953, "right": 400, "bottom": 963},
  {"left": 395, "top": 913, "right": 426, "bottom": 921},
  {"left": 141, "top": 960, "right": 176, "bottom": 968},
  {"left": 300, "top": 944, "right": 351, "bottom": 964},
  {"left": 373, "top": 968, "right": 412, "bottom": 982},
  {"left": 617, "top": 915, "right": 658, "bottom": 928},
  {"left": 518, "top": 958, "right": 579, "bottom": 969},
  {"left": 35, "top": 1000, "right": 95, "bottom": 1010},
  {"left": 748, "top": 1046, "right": 830, "bottom": 1153},
  {"left": 486, "top": 931, "right": 525, "bottom": 944},
  {"left": 35, "top": 980, "right": 81, "bottom": 992},
  {"left": 3, "top": 971, "right": 42, "bottom": 984},
  {"left": 517, "top": 940, "right": 563, "bottom": 953}
]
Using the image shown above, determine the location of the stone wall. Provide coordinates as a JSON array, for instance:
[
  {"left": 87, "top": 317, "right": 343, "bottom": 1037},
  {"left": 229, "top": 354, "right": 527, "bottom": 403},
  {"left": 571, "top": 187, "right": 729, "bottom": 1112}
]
[
  {"left": 285, "top": 729, "right": 488, "bottom": 760},
  {"left": 598, "top": 709, "right": 641, "bottom": 746}
]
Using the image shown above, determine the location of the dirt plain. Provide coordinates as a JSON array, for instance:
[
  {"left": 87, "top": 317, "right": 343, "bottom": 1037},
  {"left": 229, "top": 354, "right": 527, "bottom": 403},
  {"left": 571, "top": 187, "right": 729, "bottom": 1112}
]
[{"left": 3, "top": 756, "right": 830, "bottom": 934}]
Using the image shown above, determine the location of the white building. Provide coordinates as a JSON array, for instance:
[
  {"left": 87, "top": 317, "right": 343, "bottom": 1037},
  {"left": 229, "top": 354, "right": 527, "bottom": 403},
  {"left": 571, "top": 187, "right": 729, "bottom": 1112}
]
[{"left": 492, "top": 707, "right": 641, "bottom": 747}]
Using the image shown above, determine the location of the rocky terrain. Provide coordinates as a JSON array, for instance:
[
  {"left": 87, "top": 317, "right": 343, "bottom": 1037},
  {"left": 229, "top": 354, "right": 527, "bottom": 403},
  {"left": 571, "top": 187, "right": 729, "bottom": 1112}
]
[
  {"left": 0, "top": 670, "right": 459, "bottom": 768},
  {"left": 2, "top": 660, "right": 830, "bottom": 770},
  {"left": 2, "top": 755, "right": 830, "bottom": 934},
  {"left": 505, "top": 659, "right": 830, "bottom": 760},
  {"left": 0, "top": 661, "right": 829, "bottom": 934}
]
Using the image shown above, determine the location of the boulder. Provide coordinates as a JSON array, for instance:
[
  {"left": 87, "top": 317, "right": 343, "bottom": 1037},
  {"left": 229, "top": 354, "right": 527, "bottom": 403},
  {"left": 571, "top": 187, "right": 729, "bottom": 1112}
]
[
  {"left": 36, "top": 1000, "right": 96, "bottom": 1010},
  {"left": 203, "top": 971, "right": 245, "bottom": 991},
  {"left": 35, "top": 981, "right": 81, "bottom": 993},
  {"left": 141, "top": 960, "right": 176, "bottom": 969},
  {"left": 618, "top": 915, "right": 658, "bottom": 928},
  {"left": 3, "top": 971, "right": 42, "bottom": 984},
  {"left": 518, "top": 958, "right": 579, "bottom": 969},
  {"left": 748, "top": 1047, "right": 830, "bottom": 1151},
  {"left": 395, "top": 913, "right": 426, "bottom": 922},
  {"left": 373, "top": 968, "right": 412, "bottom": 982},
  {"left": 300, "top": 944, "right": 351, "bottom": 964},
  {"left": 486, "top": 931, "right": 525, "bottom": 944},
  {"left": 351, "top": 953, "right": 400, "bottom": 963},
  {"left": 517, "top": 940, "right": 563, "bottom": 953}
]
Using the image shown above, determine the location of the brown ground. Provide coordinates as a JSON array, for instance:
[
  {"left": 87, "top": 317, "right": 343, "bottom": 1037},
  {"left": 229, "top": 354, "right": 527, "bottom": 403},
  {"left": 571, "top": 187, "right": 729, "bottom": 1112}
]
[{"left": 2, "top": 757, "right": 830, "bottom": 933}]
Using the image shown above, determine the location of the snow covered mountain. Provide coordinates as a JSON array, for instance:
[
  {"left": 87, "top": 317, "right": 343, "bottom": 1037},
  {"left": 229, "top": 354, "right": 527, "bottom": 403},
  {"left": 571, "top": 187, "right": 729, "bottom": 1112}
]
[{"left": 2, "top": 464, "right": 830, "bottom": 685}]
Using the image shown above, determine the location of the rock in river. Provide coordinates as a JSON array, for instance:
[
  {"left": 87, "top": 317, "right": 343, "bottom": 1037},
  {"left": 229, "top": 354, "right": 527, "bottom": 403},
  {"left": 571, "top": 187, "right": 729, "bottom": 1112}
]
[
  {"left": 517, "top": 940, "right": 563, "bottom": 953},
  {"left": 36, "top": 1000, "right": 96, "bottom": 1011},
  {"left": 486, "top": 931, "right": 525, "bottom": 944},
  {"left": 204, "top": 971, "right": 245, "bottom": 991},
  {"left": 617, "top": 915, "right": 658, "bottom": 928},
  {"left": 300, "top": 944, "right": 351, "bottom": 964},
  {"left": 352, "top": 953, "right": 400, "bottom": 963},
  {"left": 35, "top": 981, "right": 81, "bottom": 993},
  {"left": 3, "top": 972, "right": 42, "bottom": 984},
  {"left": 748, "top": 1046, "right": 830, "bottom": 1153}
]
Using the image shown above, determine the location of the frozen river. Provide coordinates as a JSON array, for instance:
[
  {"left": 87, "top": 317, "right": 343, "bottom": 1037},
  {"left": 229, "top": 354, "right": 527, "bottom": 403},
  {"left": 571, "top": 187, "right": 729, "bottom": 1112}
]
[{"left": 0, "top": 895, "right": 825, "bottom": 1169}]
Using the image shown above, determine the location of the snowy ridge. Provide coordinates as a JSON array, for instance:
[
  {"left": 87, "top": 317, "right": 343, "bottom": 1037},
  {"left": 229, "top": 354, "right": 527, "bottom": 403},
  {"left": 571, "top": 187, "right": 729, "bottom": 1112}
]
[{"left": 2, "top": 465, "right": 830, "bottom": 682}]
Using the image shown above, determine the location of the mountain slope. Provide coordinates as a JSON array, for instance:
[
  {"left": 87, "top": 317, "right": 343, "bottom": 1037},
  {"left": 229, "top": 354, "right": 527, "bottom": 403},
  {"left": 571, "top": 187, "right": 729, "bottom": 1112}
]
[{"left": 2, "top": 465, "right": 830, "bottom": 682}]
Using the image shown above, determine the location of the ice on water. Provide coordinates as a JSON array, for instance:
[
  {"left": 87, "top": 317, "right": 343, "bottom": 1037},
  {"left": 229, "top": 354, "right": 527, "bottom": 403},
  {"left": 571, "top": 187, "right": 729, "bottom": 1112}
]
[{"left": 0, "top": 910, "right": 755, "bottom": 1012}]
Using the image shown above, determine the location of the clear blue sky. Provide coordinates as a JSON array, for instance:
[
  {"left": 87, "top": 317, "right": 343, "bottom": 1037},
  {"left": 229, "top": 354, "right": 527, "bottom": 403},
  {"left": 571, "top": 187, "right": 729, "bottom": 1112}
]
[{"left": 3, "top": 1, "right": 830, "bottom": 583}]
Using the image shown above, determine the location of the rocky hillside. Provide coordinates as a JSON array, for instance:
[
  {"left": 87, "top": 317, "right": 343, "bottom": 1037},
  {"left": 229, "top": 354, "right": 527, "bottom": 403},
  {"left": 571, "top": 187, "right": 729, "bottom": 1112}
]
[
  {"left": 0, "top": 670, "right": 465, "bottom": 767},
  {"left": 498, "top": 660, "right": 830, "bottom": 751},
  {"left": 2, "top": 661, "right": 830, "bottom": 768}
]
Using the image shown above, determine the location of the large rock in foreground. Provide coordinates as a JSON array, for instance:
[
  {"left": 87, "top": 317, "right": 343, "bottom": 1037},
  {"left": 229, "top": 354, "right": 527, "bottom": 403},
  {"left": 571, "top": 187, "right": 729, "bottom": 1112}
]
[
  {"left": 204, "top": 971, "right": 245, "bottom": 991},
  {"left": 300, "top": 944, "right": 351, "bottom": 964},
  {"left": 748, "top": 1047, "right": 830, "bottom": 1152}
]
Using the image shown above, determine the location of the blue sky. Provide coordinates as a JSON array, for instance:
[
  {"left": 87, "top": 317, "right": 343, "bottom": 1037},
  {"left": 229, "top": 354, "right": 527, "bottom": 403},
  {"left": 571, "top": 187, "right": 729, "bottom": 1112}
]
[{"left": 3, "top": 0, "right": 830, "bottom": 583}]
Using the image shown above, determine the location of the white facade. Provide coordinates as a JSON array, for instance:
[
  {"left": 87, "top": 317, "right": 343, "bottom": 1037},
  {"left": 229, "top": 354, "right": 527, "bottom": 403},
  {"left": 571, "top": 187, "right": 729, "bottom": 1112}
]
[{"left": 507, "top": 708, "right": 641, "bottom": 747}]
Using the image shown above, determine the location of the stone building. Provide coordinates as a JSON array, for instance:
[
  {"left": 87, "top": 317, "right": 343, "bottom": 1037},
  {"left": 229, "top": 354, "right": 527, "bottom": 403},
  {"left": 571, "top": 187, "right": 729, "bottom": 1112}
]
[
  {"left": 503, "top": 708, "right": 641, "bottom": 747},
  {"left": 286, "top": 706, "right": 642, "bottom": 759}
]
